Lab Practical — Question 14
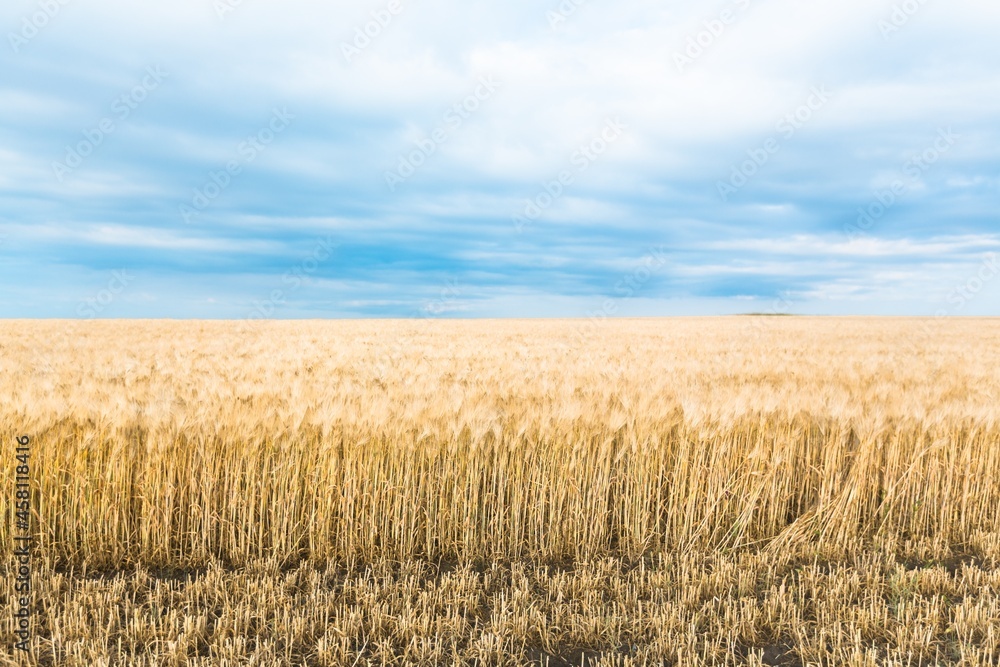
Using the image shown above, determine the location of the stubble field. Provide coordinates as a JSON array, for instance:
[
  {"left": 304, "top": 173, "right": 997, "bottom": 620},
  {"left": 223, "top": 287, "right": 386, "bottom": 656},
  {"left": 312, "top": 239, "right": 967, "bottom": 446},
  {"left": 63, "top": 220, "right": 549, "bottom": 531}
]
[{"left": 2, "top": 318, "right": 1000, "bottom": 666}]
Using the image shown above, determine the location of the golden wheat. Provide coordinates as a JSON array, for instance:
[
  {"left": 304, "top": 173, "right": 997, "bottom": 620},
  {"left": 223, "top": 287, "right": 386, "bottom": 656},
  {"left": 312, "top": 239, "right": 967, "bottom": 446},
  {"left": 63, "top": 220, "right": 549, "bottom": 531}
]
[{"left": 2, "top": 318, "right": 999, "bottom": 665}]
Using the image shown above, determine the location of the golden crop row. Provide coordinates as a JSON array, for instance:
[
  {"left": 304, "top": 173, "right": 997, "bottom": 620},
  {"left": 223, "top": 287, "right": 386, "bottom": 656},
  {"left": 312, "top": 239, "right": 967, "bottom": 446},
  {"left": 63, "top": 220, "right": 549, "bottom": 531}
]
[{"left": 1, "top": 318, "right": 997, "bottom": 569}]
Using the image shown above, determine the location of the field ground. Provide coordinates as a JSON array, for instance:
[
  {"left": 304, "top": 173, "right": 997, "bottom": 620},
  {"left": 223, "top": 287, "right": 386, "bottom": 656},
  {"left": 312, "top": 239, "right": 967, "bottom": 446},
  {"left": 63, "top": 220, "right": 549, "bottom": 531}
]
[{"left": 2, "top": 318, "right": 1000, "bottom": 665}]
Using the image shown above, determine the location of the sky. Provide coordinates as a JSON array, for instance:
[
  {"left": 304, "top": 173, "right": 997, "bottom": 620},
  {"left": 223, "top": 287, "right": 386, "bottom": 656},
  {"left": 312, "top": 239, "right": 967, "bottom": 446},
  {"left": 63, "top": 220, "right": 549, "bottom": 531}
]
[{"left": 1, "top": 0, "right": 999, "bottom": 319}]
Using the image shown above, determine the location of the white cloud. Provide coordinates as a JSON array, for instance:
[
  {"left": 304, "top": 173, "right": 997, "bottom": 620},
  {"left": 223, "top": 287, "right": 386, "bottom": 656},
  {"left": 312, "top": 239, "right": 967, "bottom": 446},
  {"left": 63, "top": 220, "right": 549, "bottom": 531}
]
[
  {"left": 706, "top": 235, "right": 1000, "bottom": 258},
  {"left": 3, "top": 0, "right": 1000, "bottom": 316}
]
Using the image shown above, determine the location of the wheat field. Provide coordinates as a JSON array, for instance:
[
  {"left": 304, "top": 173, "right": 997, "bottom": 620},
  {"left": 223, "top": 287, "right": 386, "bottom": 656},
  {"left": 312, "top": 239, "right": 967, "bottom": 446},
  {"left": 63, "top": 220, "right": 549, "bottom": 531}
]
[{"left": 2, "top": 318, "right": 1000, "bottom": 666}]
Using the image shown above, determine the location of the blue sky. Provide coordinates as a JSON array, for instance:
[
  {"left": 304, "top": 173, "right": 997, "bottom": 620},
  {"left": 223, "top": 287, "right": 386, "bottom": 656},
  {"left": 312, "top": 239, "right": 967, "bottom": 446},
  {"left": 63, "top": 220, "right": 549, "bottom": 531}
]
[{"left": 1, "top": 0, "right": 999, "bottom": 318}]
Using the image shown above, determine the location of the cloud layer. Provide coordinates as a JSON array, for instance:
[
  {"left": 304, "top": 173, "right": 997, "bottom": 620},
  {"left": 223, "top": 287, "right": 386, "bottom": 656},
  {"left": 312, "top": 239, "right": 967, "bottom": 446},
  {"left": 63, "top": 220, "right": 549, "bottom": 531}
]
[{"left": 2, "top": 0, "right": 999, "bottom": 318}]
